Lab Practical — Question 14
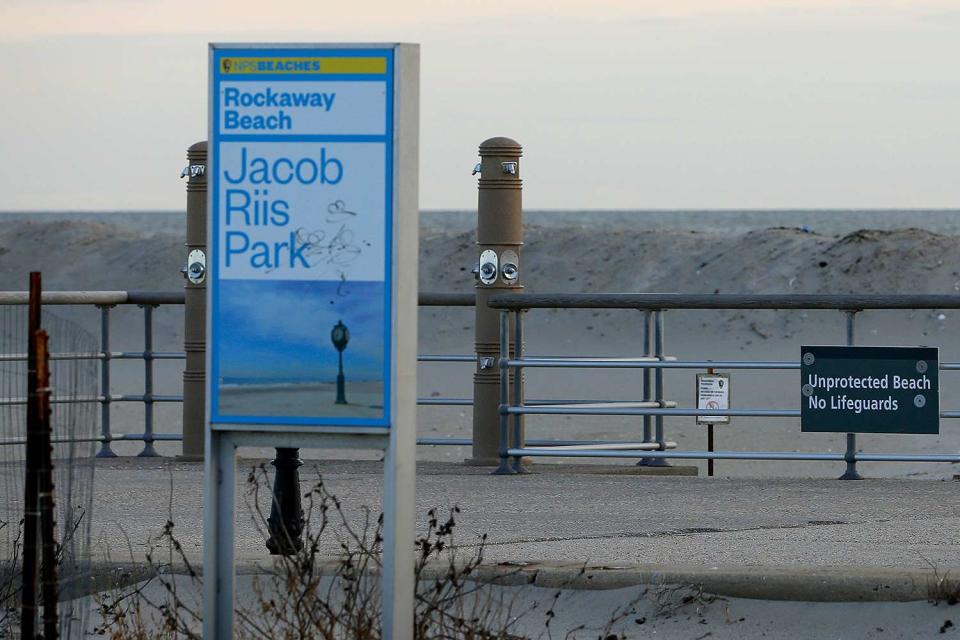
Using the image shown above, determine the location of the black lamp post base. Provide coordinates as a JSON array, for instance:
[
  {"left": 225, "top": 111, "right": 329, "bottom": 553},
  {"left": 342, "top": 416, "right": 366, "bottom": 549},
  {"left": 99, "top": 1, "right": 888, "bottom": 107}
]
[
  {"left": 335, "top": 373, "right": 347, "bottom": 405},
  {"left": 265, "top": 447, "right": 305, "bottom": 555}
]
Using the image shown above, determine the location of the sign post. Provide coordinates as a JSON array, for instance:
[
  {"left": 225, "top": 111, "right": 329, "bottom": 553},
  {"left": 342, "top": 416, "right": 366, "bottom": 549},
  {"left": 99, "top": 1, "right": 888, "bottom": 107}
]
[
  {"left": 203, "top": 43, "right": 419, "bottom": 640},
  {"left": 696, "top": 370, "right": 729, "bottom": 477}
]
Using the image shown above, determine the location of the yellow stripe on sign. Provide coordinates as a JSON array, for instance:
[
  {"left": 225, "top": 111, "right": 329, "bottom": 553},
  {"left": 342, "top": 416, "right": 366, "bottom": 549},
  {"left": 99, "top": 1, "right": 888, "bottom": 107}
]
[{"left": 219, "top": 57, "right": 387, "bottom": 75}]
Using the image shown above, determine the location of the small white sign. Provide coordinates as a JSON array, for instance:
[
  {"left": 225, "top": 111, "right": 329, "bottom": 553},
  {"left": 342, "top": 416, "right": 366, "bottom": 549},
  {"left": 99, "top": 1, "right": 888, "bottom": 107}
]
[{"left": 696, "top": 373, "right": 730, "bottom": 424}]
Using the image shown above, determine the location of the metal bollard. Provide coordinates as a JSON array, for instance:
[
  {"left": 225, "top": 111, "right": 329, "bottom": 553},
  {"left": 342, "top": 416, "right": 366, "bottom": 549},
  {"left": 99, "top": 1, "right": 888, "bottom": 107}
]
[
  {"left": 472, "top": 137, "right": 524, "bottom": 465},
  {"left": 839, "top": 310, "right": 863, "bottom": 480},
  {"left": 96, "top": 305, "right": 116, "bottom": 458},
  {"left": 138, "top": 304, "right": 159, "bottom": 457},
  {"left": 181, "top": 141, "right": 207, "bottom": 459}
]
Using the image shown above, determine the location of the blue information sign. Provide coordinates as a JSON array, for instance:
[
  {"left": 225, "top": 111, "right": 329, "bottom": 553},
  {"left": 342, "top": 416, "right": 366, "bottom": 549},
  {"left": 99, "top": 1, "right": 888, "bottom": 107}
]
[{"left": 208, "top": 46, "right": 396, "bottom": 428}]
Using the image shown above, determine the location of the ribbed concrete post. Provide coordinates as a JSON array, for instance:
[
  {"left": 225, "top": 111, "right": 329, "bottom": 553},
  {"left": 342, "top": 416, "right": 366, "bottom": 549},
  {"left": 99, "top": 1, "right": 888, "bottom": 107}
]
[
  {"left": 471, "top": 137, "right": 523, "bottom": 464},
  {"left": 181, "top": 141, "right": 207, "bottom": 459}
]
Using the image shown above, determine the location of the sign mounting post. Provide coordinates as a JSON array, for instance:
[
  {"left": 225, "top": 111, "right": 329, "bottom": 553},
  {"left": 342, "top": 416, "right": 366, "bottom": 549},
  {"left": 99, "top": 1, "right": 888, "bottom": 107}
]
[{"left": 203, "top": 43, "right": 419, "bottom": 640}]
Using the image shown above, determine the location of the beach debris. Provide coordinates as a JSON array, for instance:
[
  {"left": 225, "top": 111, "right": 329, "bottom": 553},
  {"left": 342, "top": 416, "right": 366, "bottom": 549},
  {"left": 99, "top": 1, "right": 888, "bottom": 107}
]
[{"left": 749, "top": 322, "right": 770, "bottom": 339}]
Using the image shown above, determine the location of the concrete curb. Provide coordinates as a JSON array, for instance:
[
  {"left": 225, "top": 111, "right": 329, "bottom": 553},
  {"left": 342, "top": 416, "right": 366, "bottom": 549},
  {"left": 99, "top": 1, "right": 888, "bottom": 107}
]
[
  {"left": 464, "top": 561, "right": 958, "bottom": 602},
  {"left": 71, "top": 559, "right": 959, "bottom": 603}
]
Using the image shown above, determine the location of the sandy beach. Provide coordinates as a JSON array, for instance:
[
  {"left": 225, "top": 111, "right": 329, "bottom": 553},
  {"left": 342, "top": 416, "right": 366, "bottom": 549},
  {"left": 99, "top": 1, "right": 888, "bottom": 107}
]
[{"left": 218, "top": 381, "right": 383, "bottom": 419}]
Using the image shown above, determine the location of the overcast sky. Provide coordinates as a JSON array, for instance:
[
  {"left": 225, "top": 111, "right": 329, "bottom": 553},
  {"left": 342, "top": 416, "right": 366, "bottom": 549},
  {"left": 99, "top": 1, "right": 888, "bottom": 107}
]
[{"left": 1, "top": 0, "right": 958, "bottom": 210}]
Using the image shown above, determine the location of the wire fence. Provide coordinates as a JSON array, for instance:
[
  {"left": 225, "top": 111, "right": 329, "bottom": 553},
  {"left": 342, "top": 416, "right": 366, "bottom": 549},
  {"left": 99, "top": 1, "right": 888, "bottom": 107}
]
[{"left": 0, "top": 306, "right": 98, "bottom": 637}]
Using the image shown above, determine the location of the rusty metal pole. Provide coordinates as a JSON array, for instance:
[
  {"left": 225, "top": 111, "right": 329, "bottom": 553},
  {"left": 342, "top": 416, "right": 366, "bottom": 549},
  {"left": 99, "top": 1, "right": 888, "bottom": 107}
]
[
  {"left": 181, "top": 142, "right": 207, "bottom": 459},
  {"left": 36, "top": 329, "right": 58, "bottom": 640},
  {"left": 471, "top": 137, "right": 523, "bottom": 465},
  {"left": 21, "top": 272, "right": 41, "bottom": 640}
]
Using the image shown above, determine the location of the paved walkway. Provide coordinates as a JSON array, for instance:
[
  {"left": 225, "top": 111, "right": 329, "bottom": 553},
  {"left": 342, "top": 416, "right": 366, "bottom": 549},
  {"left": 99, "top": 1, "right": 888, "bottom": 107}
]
[{"left": 91, "top": 458, "right": 960, "bottom": 577}]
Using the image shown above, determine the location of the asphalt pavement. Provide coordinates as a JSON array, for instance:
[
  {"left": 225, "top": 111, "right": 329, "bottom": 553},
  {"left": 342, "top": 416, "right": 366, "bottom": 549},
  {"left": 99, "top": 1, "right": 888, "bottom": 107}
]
[{"left": 89, "top": 457, "right": 960, "bottom": 584}]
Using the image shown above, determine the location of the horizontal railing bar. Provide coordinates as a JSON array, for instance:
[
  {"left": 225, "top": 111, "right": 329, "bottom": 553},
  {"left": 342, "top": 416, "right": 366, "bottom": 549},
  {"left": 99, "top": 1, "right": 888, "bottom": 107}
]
[
  {"left": 508, "top": 404, "right": 960, "bottom": 419},
  {"left": 416, "top": 437, "right": 471, "bottom": 446},
  {"left": 126, "top": 291, "right": 186, "bottom": 305},
  {"left": 854, "top": 453, "right": 960, "bottom": 462},
  {"left": 112, "top": 433, "right": 182, "bottom": 441},
  {"left": 418, "top": 293, "right": 474, "bottom": 307},
  {"left": 417, "top": 355, "right": 475, "bottom": 362},
  {"left": 509, "top": 448, "right": 846, "bottom": 460},
  {"left": 110, "top": 394, "right": 183, "bottom": 402},
  {"left": 0, "top": 396, "right": 101, "bottom": 406},
  {"left": 0, "top": 351, "right": 187, "bottom": 362},
  {"left": 509, "top": 448, "right": 960, "bottom": 463},
  {"left": 508, "top": 405, "right": 960, "bottom": 419},
  {"left": 1, "top": 352, "right": 98, "bottom": 362},
  {"left": 508, "top": 358, "right": 799, "bottom": 370},
  {"left": 0, "top": 394, "right": 186, "bottom": 406},
  {"left": 489, "top": 292, "right": 960, "bottom": 311},
  {"left": 510, "top": 358, "right": 960, "bottom": 371},
  {"left": 507, "top": 406, "right": 801, "bottom": 417},
  {"left": 0, "top": 291, "right": 134, "bottom": 305},
  {"left": 0, "top": 290, "right": 471, "bottom": 307},
  {"left": 524, "top": 401, "right": 676, "bottom": 410},
  {"left": 531, "top": 441, "right": 677, "bottom": 451},
  {"left": 151, "top": 352, "right": 187, "bottom": 360},
  {"left": 414, "top": 398, "right": 678, "bottom": 407},
  {"left": 415, "top": 438, "right": 668, "bottom": 447},
  {"left": 108, "top": 351, "right": 186, "bottom": 360},
  {"left": 0, "top": 433, "right": 185, "bottom": 446}
]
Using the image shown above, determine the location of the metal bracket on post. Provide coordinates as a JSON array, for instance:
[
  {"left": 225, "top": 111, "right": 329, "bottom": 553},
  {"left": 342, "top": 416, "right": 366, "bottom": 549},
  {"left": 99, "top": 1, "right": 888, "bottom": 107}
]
[{"left": 839, "top": 310, "right": 864, "bottom": 480}]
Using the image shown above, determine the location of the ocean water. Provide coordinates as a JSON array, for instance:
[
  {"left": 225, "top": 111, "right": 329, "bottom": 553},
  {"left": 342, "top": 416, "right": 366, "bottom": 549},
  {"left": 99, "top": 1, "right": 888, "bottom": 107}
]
[{"left": 2, "top": 209, "right": 960, "bottom": 236}]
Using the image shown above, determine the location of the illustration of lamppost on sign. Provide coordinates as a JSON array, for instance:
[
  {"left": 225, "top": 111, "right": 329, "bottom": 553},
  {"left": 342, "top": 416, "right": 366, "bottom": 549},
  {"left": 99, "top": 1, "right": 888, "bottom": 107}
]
[{"left": 331, "top": 320, "right": 350, "bottom": 404}]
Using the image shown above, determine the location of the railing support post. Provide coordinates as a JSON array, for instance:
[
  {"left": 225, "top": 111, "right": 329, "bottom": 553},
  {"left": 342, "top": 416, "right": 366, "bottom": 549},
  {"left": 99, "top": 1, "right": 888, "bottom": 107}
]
[
  {"left": 839, "top": 310, "right": 864, "bottom": 480},
  {"left": 472, "top": 137, "right": 523, "bottom": 465},
  {"left": 95, "top": 304, "right": 116, "bottom": 458},
  {"left": 138, "top": 304, "right": 159, "bottom": 457},
  {"left": 494, "top": 311, "right": 513, "bottom": 475},
  {"left": 647, "top": 309, "right": 671, "bottom": 466},
  {"left": 638, "top": 310, "right": 654, "bottom": 466},
  {"left": 511, "top": 310, "right": 528, "bottom": 473}
]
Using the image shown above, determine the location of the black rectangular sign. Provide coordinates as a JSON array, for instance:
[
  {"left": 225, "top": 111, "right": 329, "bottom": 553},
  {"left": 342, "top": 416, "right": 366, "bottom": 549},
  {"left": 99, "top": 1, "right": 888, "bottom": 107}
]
[{"left": 801, "top": 346, "right": 939, "bottom": 434}]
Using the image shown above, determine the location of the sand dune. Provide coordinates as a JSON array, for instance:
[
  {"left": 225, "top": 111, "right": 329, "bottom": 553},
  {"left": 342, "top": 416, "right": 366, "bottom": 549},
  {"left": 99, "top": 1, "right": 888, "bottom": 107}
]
[{"left": 2, "top": 214, "right": 960, "bottom": 477}]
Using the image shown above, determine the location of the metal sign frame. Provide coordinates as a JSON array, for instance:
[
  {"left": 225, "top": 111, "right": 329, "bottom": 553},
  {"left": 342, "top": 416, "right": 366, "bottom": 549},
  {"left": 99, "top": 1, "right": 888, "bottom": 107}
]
[{"left": 202, "top": 42, "right": 419, "bottom": 640}]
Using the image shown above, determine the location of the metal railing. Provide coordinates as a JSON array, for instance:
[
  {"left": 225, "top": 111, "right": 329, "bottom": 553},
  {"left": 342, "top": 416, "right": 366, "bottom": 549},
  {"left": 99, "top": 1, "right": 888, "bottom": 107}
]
[
  {"left": 0, "top": 291, "right": 186, "bottom": 457},
  {"left": 488, "top": 293, "right": 960, "bottom": 477},
  {"left": 0, "top": 290, "right": 483, "bottom": 456}
]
